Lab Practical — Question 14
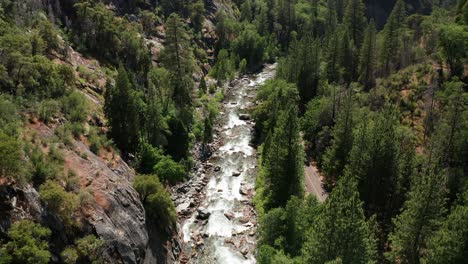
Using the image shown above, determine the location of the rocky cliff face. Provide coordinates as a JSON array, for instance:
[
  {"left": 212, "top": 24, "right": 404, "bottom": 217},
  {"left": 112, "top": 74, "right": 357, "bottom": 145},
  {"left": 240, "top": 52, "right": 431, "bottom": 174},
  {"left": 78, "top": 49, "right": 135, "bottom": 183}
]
[{"left": 0, "top": 121, "right": 176, "bottom": 263}]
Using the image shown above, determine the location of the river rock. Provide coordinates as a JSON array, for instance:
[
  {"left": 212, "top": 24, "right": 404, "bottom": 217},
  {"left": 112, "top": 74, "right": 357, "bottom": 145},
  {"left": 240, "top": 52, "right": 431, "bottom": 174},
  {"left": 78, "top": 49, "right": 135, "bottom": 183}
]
[
  {"left": 239, "top": 187, "right": 248, "bottom": 195},
  {"left": 241, "top": 247, "right": 249, "bottom": 256},
  {"left": 177, "top": 185, "right": 190, "bottom": 194},
  {"left": 224, "top": 212, "right": 235, "bottom": 220},
  {"left": 214, "top": 166, "right": 221, "bottom": 172},
  {"left": 196, "top": 208, "right": 211, "bottom": 220},
  {"left": 196, "top": 238, "right": 204, "bottom": 247},
  {"left": 232, "top": 171, "right": 241, "bottom": 177},
  {"left": 239, "top": 114, "right": 251, "bottom": 120}
]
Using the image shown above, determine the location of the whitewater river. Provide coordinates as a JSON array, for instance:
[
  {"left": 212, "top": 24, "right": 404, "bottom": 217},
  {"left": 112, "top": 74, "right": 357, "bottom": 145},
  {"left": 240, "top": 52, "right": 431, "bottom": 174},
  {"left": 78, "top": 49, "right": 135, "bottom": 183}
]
[{"left": 176, "top": 65, "right": 276, "bottom": 263}]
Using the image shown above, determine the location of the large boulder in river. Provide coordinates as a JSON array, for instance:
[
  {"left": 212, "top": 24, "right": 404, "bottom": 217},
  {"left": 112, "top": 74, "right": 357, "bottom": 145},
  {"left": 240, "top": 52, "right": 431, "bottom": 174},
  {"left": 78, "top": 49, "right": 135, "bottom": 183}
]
[
  {"left": 239, "top": 114, "right": 251, "bottom": 121},
  {"left": 196, "top": 208, "right": 211, "bottom": 220}
]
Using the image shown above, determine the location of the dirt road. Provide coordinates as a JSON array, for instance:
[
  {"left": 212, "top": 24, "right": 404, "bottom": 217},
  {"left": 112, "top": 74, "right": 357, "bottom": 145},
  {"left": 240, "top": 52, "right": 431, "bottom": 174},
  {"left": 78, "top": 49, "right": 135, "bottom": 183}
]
[{"left": 304, "top": 163, "right": 327, "bottom": 202}]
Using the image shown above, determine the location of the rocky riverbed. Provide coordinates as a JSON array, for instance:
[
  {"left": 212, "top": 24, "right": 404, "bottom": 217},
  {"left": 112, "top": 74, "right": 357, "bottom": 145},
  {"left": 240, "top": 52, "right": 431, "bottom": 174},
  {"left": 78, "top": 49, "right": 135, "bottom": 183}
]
[{"left": 172, "top": 64, "right": 276, "bottom": 263}]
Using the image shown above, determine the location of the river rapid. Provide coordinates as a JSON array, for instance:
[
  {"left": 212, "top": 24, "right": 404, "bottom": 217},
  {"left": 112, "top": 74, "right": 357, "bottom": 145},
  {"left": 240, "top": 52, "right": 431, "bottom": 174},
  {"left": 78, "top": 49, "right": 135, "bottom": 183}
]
[{"left": 173, "top": 65, "right": 276, "bottom": 263}]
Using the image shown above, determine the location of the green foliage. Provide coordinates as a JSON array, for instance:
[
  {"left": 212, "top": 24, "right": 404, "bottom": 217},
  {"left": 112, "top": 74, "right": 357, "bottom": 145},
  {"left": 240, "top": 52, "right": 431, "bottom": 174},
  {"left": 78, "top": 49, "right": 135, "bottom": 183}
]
[
  {"left": 277, "top": 35, "right": 321, "bottom": 105},
  {"left": 301, "top": 95, "right": 334, "bottom": 161},
  {"left": 0, "top": 19, "right": 74, "bottom": 98},
  {"left": 161, "top": 13, "right": 195, "bottom": 112},
  {"left": 75, "top": 235, "right": 104, "bottom": 263},
  {"left": 38, "top": 99, "right": 60, "bottom": 124},
  {"left": 380, "top": 0, "right": 407, "bottom": 75},
  {"left": 1, "top": 220, "right": 51, "bottom": 264},
  {"left": 104, "top": 65, "right": 141, "bottom": 156},
  {"left": 253, "top": 79, "right": 300, "bottom": 141},
  {"left": 61, "top": 247, "right": 78, "bottom": 264},
  {"left": 232, "top": 24, "right": 266, "bottom": 71},
  {"left": 30, "top": 147, "right": 62, "bottom": 185},
  {"left": 0, "top": 96, "right": 19, "bottom": 136},
  {"left": 153, "top": 155, "right": 186, "bottom": 184},
  {"left": 344, "top": 0, "right": 366, "bottom": 47},
  {"left": 0, "top": 132, "right": 26, "bottom": 182},
  {"left": 134, "top": 174, "right": 176, "bottom": 228},
  {"left": 424, "top": 191, "right": 468, "bottom": 264},
  {"left": 61, "top": 91, "right": 89, "bottom": 123},
  {"left": 439, "top": 23, "right": 468, "bottom": 77},
  {"left": 210, "top": 49, "right": 234, "bottom": 83},
  {"left": 322, "top": 93, "right": 355, "bottom": 187},
  {"left": 358, "top": 21, "right": 377, "bottom": 90},
  {"left": 262, "top": 103, "right": 304, "bottom": 209},
  {"left": 239, "top": 58, "right": 248, "bottom": 74},
  {"left": 39, "top": 180, "right": 78, "bottom": 227},
  {"left": 73, "top": 2, "right": 151, "bottom": 74},
  {"left": 346, "top": 106, "right": 405, "bottom": 221},
  {"left": 302, "top": 175, "right": 377, "bottom": 264},
  {"left": 386, "top": 166, "right": 447, "bottom": 263}
]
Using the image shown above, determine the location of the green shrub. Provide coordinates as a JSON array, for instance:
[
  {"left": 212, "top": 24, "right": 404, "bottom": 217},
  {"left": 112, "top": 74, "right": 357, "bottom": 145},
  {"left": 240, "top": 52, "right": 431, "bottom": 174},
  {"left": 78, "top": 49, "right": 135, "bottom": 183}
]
[
  {"left": 62, "top": 170, "right": 79, "bottom": 192},
  {"left": 78, "top": 190, "right": 94, "bottom": 207},
  {"left": 153, "top": 155, "right": 186, "bottom": 184},
  {"left": 0, "top": 132, "right": 26, "bottom": 182},
  {"left": 38, "top": 99, "right": 60, "bottom": 124},
  {"left": 31, "top": 148, "right": 61, "bottom": 185},
  {"left": 137, "top": 143, "right": 164, "bottom": 174},
  {"left": 61, "top": 247, "right": 78, "bottom": 264},
  {"left": 134, "top": 174, "right": 176, "bottom": 228},
  {"left": 39, "top": 180, "right": 78, "bottom": 227},
  {"left": 239, "top": 58, "right": 247, "bottom": 74},
  {"left": 68, "top": 123, "right": 85, "bottom": 138},
  {"left": 1, "top": 220, "right": 51, "bottom": 264},
  {"left": 209, "top": 84, "right": 217, "bottom": 94},
  {"left": 0, "top": 95, "right": 19, "bottom": 136},
  {"left": 75, "top": 235, "right": 104, "bottom": 263},
  {"left": 88, "top": 127, "right": 109, "bottom": 155},
  {"left": 55, "top": 125, "right": 74, "bottom": 146},
  {"left": 61, "top": 91, "right": 89, "bottom": 123},
  {"left": 48, "top": 145, "right": 64, "bottom": 163}
]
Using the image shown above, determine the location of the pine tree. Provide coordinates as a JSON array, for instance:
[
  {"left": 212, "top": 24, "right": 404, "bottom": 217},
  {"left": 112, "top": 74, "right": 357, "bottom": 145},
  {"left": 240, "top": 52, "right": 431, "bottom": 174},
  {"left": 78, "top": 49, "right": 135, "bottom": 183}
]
[
  {"left": 346, "top": 107, "right": 401, "bottom": 223},
  {"left": 275, "top": 0, "right": 297, "bottom": 47},
  {"left": 161, "top": 13, "right": 194, "bottom": 117},
  {"left": 424, "top": 191, "right": 468, "bottom": 264},
  {"left": 263, "top": 102, "right": 304, "bottom": 209},
  {"left": 358, "top": 20, "right": 377, "bottom": 91},
  {"left": 439, "top": 24, "right": 467, "bottom": 77},
  {"left": 104, "top": 64, "right": 140, "bottom": 156},
  {"left": 380, "top": 0, "right": 407, "bottom": 75},
  {"left": 386, "top": 165, "right": 447, "bottom": 264},
  {"left": 326, "top": 27, "right": 342, "bottom": 83},
  {"left": 240, "top": 0, "right": 253, "bottom": 22},
  {"left": 322, "top": 92, "right": 354, "bottom": 187},
  {"left": 325, "top": 0, "right": 338, "bottom": 35},
  {"left": 335, "top": 0, "right": 346, "bottom": 23},
  {"left": 340, "top": 31, "right": 357, "bottom": 84},
  {"left": 302, "top": 174, "right": 377, "bottom": 264},
  {"left": 343, "top": 0, "right": 366, "bottom": 48},
  {"left": 143, "top": 96, "right": 168, "bottom": 148},
  {"left": 297, "top": 36, "right": 321, "bottom": 106}
]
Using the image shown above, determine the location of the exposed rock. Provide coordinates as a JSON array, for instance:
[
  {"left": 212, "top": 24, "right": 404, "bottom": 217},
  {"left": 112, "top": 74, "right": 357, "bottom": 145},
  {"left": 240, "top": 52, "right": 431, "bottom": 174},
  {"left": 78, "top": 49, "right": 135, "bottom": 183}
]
[
  {"left": 240, "top": 247, "right": 249, "bottom": 256},
  {"left": 239, "top": 114, "right": 251, "bottom": 121},
  {"left": 239, "top": 187, "right": 248, "bottom": 196},
  {"left": 224, "top": 212, "right": 235, "bottom": 220},
  {"left": 196, "top": 208, "right": 211, "bottom": 220}
]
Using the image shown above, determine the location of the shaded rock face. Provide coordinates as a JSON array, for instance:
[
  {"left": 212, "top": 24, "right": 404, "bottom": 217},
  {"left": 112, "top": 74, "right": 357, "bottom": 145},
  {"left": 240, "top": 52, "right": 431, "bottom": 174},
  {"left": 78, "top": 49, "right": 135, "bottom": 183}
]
[{"left": 69, "top": 142, "right": 150, "bottom": 263}]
